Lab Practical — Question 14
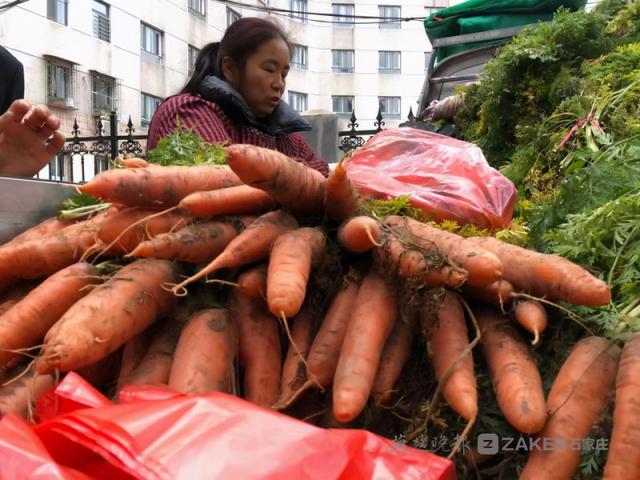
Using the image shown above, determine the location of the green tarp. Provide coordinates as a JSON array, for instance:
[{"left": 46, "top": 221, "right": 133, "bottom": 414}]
[{"left": 425, "top": 0, "right": 586, "bottom": 62}]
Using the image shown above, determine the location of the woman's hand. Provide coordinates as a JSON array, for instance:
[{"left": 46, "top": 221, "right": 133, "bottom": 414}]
[{"left": 0, "top": 100, "right": 66, "bottom": 177}]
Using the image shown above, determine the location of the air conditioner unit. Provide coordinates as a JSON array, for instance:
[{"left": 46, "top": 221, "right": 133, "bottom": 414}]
[{"left": 65, "top": 97, "right": 75, "bottom": 108}]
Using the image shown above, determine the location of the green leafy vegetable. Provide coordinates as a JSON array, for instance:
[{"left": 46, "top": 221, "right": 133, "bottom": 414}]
[{"left": 146, "top": 117, "right": 227, "bottom": 166}]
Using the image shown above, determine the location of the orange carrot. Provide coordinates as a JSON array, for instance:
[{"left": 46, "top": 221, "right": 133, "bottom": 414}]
[
  {"left": 7, "top": 216, "right": 73, "bottom": 245},
  {"left": 374, "top": 234, "right": 468, "bottom": 288},
  {"left": 337, "top": 216, "right": 382, "bottom": 254},
  {"left": 514, "top": 300, "right": 548, "bottom": 346},
  {"left": 324, "top": 159, "right": 359, "bottom": 222},
  {"left": 385, "top": 216, "right": 503, "bottom": 287},
  {"left": 124, "top": 311, "right": 188, "bottom": 387},
  {"left": 333, "top": 271, "right": 398, "bottom": 423},
  {"left": 0, "top": 217, "right": 102, "bottom": 285},
  {"left": 226, "top": 144, "right": 327, "bottom": 215},
  {"left": 0, "top": 282, "right": 34, "bottom": 316},
  {"left": 372, "top": 312, "right": 415, "bottom": 406},
  {"left": 603, "top": 332, "right": 640, "bottom": 480},
  {"left": 231, "top": 292, "right": 281, "bottom": 407},
  {"left": 116, "top": 331, "right": 154, "bottom": 392},
  {"left": 267, "top": 227, "right": 326, "bottom": 318},
  {"left": 97, "top": 207, "right": 192, "bottom": 255},
  {"left": 237, "top": 263, "right": 268, "bottom": 299},
  {"left": 461, "top": 279, "right": 515, "bottom": 307},
  {"left": 169, "top": 309, "right": 238, "bottom": 394},
  {"left": 179, "top": 185, "right": 274, "bottom": 218},
  {"left": 127, "top": 216, "right": 255, "bottom": 263},
  {"left": 428, "top": 291, "right": 477, "bottom": 421},
  {"left": 120, "top": 157, "right": 149, "bottom": 168},
  {"left": 475, "top": 304, "right": 547, "bottom": 434},
  {"left": 521, "top": 336, "right": 620, "bottom": 480},
  {"left": 0, "top": 262, "right": 102, "bottom": 367},
  {"left": 79, "top": 164, "right": 242, "bottom": 207},
  {"left": 172, "top": 210, "right": 298, "bottom": 293},
  {"left": 36, "top": 259, "right": 178, "bottom": 374},
  {"left": 306, "top": 275, "right": 360, "bottom": 388},
  {"left": 0, "top": 368, "right": 56, "bottom": 419},
  {"left": 467, "top": 236, "right": 611, "bottom": 306},
  {"left": 274, "top": 308, "right": 315, "bottom": 408}
]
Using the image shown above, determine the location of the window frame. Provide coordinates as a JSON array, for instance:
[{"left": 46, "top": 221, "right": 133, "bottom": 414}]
[
  {"left": 47, "top": 0, "right": 68, "bottom": 26},
  {"left": 378, "top": 50, "right": 401, "bottom": 74},
  {"left": 188, "top": 45, "right": 200, "bottom": 76},
  {"left": 379, "top": 96, "right": 401, "bottom": 117},
  {"left": 141, "top": 92, "right": 163, "bottom": 127},
  {"left": 188, "top": 0, "right": 207, "bottom": 17},
  {"left": 92, "top": 0, "right": 111, "bottom": 43},
  {"left": 226, "top": 7, "right": 241, "bottom": 27},
  {"left": 291, "top": 44, "right": 308, "bottom": 70},
  {"left": 332, "top": 3, "right": 354, "bottom": 26},
  {"left": 332, "top": 95, "right": 354, "bottom": 115},
  {"left": 290, "top": 0, "right": 308, "bottom": 23},
  {"left": 332, "top": 49, "right": 354, "bottom": 74},
  {"left": 379, "top": 5, "right": 401, "bottom": 29},
  {"left": 91, "top": 71, "right": 117, "bottom": 116},
  {"left": 45, "top": 57, "right": 76, "bottom": 108},
  {"left": 140, "top": 22, "right": 164, "bottom": 62},
  {"left": 288, "top": 91, "right": 308, "bottom": 113}
]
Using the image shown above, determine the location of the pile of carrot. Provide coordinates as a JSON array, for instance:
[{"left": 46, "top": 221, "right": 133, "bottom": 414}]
[{"left": 0, "top": 143, "right": 635, "bottom": 479}]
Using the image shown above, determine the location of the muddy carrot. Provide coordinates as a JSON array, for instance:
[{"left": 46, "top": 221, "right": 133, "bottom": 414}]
[
  {"left": 179, "top": 185, "right": 274, "bottom": 218},
  {"left": 475, "top": 304, "right": 547, "bottom": 434},
  {"left": 36, "top": 259, "right": 178, "bottom": 374},
  {"left": 333, "top": 271, "right": 398, "bottom": 423},
  {"left": 267, "top": 227, "right": 326, "bottom": 318},
  {"left": 226, "top": 144, "right": 327, "bottom": 215},
  {"left": 521, "top": 337, "right": 620, "bottom": 479},
  {"left": 231, "top": 292, "right": 281, "bottom": 407},
  {"left": 79, "top": 164, "right": 242, "bottom": 207}
]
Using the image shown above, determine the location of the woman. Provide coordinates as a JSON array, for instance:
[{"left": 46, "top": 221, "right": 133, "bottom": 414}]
[{"left": 147, "top": 18, "right": 328, "bottom": 176}]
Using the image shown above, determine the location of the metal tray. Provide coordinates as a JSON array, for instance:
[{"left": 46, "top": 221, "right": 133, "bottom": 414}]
[{"left": 0, "top": 177, "right": 76, "bottom": 243}]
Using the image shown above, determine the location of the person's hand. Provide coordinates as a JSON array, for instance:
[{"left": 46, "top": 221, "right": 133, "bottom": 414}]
[{"left": 0, "top": 100, "right": 66, "bottom": 177}]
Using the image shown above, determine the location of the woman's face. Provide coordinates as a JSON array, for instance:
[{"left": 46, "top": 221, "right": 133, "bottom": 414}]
[{"left": 223, "top": 38, "right": 291, "bottom": 118}]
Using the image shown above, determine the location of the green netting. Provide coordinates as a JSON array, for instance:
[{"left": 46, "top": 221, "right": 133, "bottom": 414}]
[{"left": 424, "top": 0, "right": 586, "bottom": 62}]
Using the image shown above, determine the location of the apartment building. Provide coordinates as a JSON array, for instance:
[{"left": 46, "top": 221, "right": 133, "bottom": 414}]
[{"left": 0, "top": 0, "right": 449, "bottom": 175}]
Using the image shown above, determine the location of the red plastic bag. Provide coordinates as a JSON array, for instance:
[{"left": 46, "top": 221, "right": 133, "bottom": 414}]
[
  {"left": 0, "top": 414, "right": 92, "bottom": 479},
  {"left": 345, "top": 128, "right": 517, "bottom": 229},
  {"left": 12, "top": 374, "right": 457, "bottom": 480}
]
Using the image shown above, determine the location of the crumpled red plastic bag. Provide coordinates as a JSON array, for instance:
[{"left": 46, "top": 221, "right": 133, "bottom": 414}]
[
  {"left": 0, "top": 374, "right": 457, "bottom": 480},
  {"left": 345, "top": 128, "right": 517, "bottom": 229}
]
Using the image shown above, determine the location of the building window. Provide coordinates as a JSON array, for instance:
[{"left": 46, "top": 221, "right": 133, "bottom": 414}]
[
  {"left": 379, "top": 5, "right": 401, "bottom": 29},
  {"left": 92, "top": 72, "right": 116, "bottom": 115},
  {"left": 291, "top": 44, "right": 307, "bottom": 70},
  {"left": 290, "top": 0, "right": 308, "bottom": 23},
  {"left": 425, "top": 1, "right": 446, "bottom": 17},
  {"left": 379, "top": 96, "right": 401, "bottom": 116},
  {"left": 92, "top": 1, "right": 110, "bottom": 42},
  {"left": 141, "top": 93, "right": 162, "bottom": 126},
  {"left": 425, "top": 52, "right": 432, "bottom": 71},
  {"left": 332, "top": 4, "right": 354, "bottom": 25},
  {"left": 47, "top": 0, "right": 68, "bottom": 25},
  {"left": 189, "top": 0, "right": 206, "bottom": 17},
  {"left": 141, "top": 23, "right": 163, "bottom": 61},
  {"left": 332, "top": 50, "right": 354, "bottom": 73},
  {"left": 188, "top": 45, "right": 200, "bottom": 75},
  {"left": 288, "top": 91, "right": 307, "bottom": 112},
  {"left": 332, "top": 96, "right": 353, "bottom": 114},
  {"left": 46, "top": 59, "right": 75, "bottom": 108},
  {"left": 226, "top": 7, "right": 240, "bottom": 27},
  {"left": 379, "top": 51, "right": 401, "bottom": 73}
]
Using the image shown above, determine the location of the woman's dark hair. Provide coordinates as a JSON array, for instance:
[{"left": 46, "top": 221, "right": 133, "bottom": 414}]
[{"left": 181, "top": 18, "right": 291, "bottom": 94}]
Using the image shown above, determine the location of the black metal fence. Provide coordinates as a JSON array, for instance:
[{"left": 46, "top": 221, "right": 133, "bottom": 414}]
[
  {"left": 338, "top": 107, "right": 416, "bottom": 153},
  {"left": 37, "top": 110, "right": 146, "bottom": 184}
]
